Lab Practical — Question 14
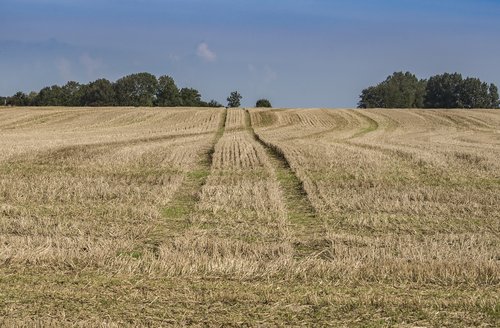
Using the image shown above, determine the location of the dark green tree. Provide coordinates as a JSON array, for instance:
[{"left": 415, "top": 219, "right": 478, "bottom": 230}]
[
  {"left": 489, "top": 84, "right": 500, "bottom": 108},
  {"left": 227, "top": 91, "right": 242, "bottom": 108},
  {"left": 34, "top": 85, "right": 64, "bottom": 106},
  {"left": 0, "top": 96, "right": 6, "bottom": 106},
  {"left": 457, "top": 78, "right": 490, "bottom": 108},
  {"left": 3, "top": 72, "right": 215, "bottom": 108},
  {"left": 61, "top": 81, "right": 83, "bottom": 106},
  {"left": 424, "top": 73, "right": 498, "bottom": 108},
  {"left": 27, "top": 92, "right": 38, "bottom": 106},
  {"left": 7, "top": 92, "right": 30, "bottom": 106},
  {"left": 179, "top": 88, "right": 202, "bottom": 106},
  {"left": 156, "top": 75, "right": 181, "bottom": 106},
  {"left": 256, "top": 99, "right": 272, "bottom": 108},
  {"left": 424, "top": 73, "right": 463, "bottom": 108},
  {"left": 358, "top": 86, "right": 384, "bottom": 108},
  {"left": 114, "top": 72, "right": 158, "bottom": 106},
  {"left": 207, "top": 100, "right": 224, "bottom": 107},
  {"left": 80, "top": 79, "right": 116, "bottom": 106},
  {"left": 358, "top": 72, "right": 426, "bottom": 108}
]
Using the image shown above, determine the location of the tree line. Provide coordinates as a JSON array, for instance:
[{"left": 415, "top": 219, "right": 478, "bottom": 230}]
[
  {"left": 0, "top": 72, "right": 273, "bottom": 108},
  {"left": 358, "top": 72, "right": 499, "bottom": 109},
  {"left": 1, "top": 73, "right": 223, "bottom": 107}
]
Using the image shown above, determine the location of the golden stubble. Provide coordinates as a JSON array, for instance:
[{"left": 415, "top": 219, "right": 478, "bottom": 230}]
[{"left": 1, "top": 106, "right": 499, "bottom": 326}]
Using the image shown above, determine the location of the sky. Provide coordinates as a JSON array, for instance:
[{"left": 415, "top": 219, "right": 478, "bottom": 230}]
[{"left": 1, "top": 0, "right": 500, "bottom": 108}]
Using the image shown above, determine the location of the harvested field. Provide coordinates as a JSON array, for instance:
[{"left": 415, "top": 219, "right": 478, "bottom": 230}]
[{"left": 1, "top": 106, "right": 499, "bottom": 326}]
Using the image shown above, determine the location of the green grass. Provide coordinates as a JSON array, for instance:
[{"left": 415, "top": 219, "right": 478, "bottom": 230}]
[
  {"left": 1, "top": 270, "right": 498, "bottom": 327},
  {"left": 186, "top": 168, "right": 210, "bottom": 181},
  {"left": 116, "top": 250, "right": 143, "bottom": 259},
  {"left": 161, "top": 109, "right": 227, "bottom": 230}
]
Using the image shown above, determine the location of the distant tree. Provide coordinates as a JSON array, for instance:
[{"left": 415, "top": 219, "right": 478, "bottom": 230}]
[
  {"left": 424, "top": 73, "right": 463, "bottom": 108},
  {"left": 156, "top": 75, "right": 181, "bottom": 106},
  {"left": 114, "top": 72, "right": 158, "bottom": 106},
  {"left": 33, "top": 85, "right": 64, "bottom": 106},
  {"left": 179, "top": 88, "right": 203, "bottom": 106},
  {"left": 358, "top": 86, "right": 384, "bottom": 108},
  {"left": 2, "top": 71, "right": 215, "bottom": 108},
  {"left": 358, "top": 72, "right": 426, "bottom": 108},
  {"left": 489, "top": 84, "right": 500, "bottom": 108},
  {"left": 227, "top": 91, "right": 242, "bottom": 108},
  {"left": 80, "top": 79, "right": 116, "bottom": 106},
  {"left": 256, "top": 99, "right": 272, "bottom": 108},
  {"left": 61, "top": 81, "right": 83, "bottom": 106},
  {"left": 7, "top": 92, "right": 29, "bottom": 106},
  {"left": 424, "top": 73, "right": 498, "bottom": 109},
  {"left": 457, "top": 78, "right": 490, "bottom": 108},
  {"left": 207, "top": 99, "right": 224, "bottom": 107},
  {"left": 27, "top": 92, "right": 38, "bottom": 106}
]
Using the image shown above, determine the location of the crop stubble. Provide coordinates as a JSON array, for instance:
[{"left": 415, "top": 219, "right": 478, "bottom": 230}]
[{"left": 0, "top": 106, "right": 499, "bottom": 326}]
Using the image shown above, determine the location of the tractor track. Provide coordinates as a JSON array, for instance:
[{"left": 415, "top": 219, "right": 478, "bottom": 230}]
[{"left": 244, "top": 109, "right": 324, "bottom": 258}]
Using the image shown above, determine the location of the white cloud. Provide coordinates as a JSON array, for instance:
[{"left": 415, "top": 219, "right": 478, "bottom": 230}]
[{"left": 196, "top": 42, "right": 216, "bottom": 62}]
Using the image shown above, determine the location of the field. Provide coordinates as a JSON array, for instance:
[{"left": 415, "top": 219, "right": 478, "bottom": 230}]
[{"left": 0, "top": 106, "right": 499, "bottom": 327}]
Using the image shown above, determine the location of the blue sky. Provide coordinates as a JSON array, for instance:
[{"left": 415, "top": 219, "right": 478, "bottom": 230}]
[{"left": 1, "top": 0, "right": 499, "bottom": 107}]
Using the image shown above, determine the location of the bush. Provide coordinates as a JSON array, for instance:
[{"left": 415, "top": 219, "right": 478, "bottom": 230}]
[{"left": 256, "top": 99, "right": 272, "bottom": 108}]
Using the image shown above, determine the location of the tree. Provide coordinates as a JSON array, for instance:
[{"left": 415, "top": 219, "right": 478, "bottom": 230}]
[
  {"left": 457, "top": 78, "right": 490, "bottom": 109},
  {"left": 227, "top": 91, "right": 242, "bottom": 108},
  {"left": 380, "top": 72, "right": 424, "bottom": 108},
  {"left": 424, "top": 73, "right": 498, "bottom": 109},
  {"left": 114, "top": 72, "right": 158, "bottom": 106},
  {"left": 358, "top": 86, "right": 384, "bottom": 108},
  {"left": 489, "top": 84, "right": 500, "bottom": 108},
  {"left": 358, "top": 72, "right": 426, "bottom": 108},
  {"left": 156, "top": 75, "right": 181, "bottom": 107},
  {"left": 179, "top": 88, "right": 202, "bottom": 106},
  {"left": 2, "top": 71, "right": 214, "bottom": 108},
  {"left": 424, "top": 73, "right": 463, "bottom": 108},
  {"left": 256, "top": 99, "right": 272, "bottom": 108},
  {"left": 207, "top": 100, "right": 223, "bottom": 107},
  {"left": 27, "top": 92, "right": 38, "bottom": 106},
  {"left": 80, "top": 79, "right": 116, "bottom": 106},
  {"left": 33, "top": 85, "right": 64, "bottom": 106},
  {"left": 7, "top": 92, "right": 29, "bottom": 106},
  {"left": 61, "top": 81, "right": 83, "bottom": 106}
]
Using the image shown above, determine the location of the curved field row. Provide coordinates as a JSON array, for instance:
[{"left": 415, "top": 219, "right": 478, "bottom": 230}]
[
  {"left": 159, "top": 109, "right": 292, "bottom": 277},
  {"left": 223, "top": 108, "right": 247, "bottom": 131},
  {"left": 1, "top": 107, "right": 499, "bottom": 326},
  {"left": 249, "top": 108, "right": 500, "bottom": 325},
  {"left": 0, "top": 107, "right": 224, "bottom": 274},
  {"left": 211, "top": 131, "right": 264, "bottom": 170},
  {"left": 0, "top": 107, "right": 222, "bottom": 132},
  {"left": 0, "top": 107, "right": 221, "bottom": 161}
]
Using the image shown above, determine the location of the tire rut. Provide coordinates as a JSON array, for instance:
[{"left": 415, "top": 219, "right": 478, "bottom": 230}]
[
  {"left": 244, "top": 109, "right": 325, "bottom": 258},
  {"left": 151, "top": 109, "right": 228, "bottom": 254}
]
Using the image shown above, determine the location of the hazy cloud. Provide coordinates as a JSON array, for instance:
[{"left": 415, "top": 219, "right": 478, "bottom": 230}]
[
  {"left": 168, "top": 53, "right": 181, "bottom": 62},
  {"left": 196, "top": 42, "right": 216, "bottom": 62},
  {"left": 79, "top": 53, "right": 102, "bottom": 78},
  {"left": 55, "top": 57, "right": 72, "bottom": 81},
  {"left": 248, "top": 64, "right": 277, "bottom": 84},
  {"left": 2, "top": 1, "right": 500, "bottom": 107},
  {"left": 264, "top": 65, "right": 277, "bottom": 83}
]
